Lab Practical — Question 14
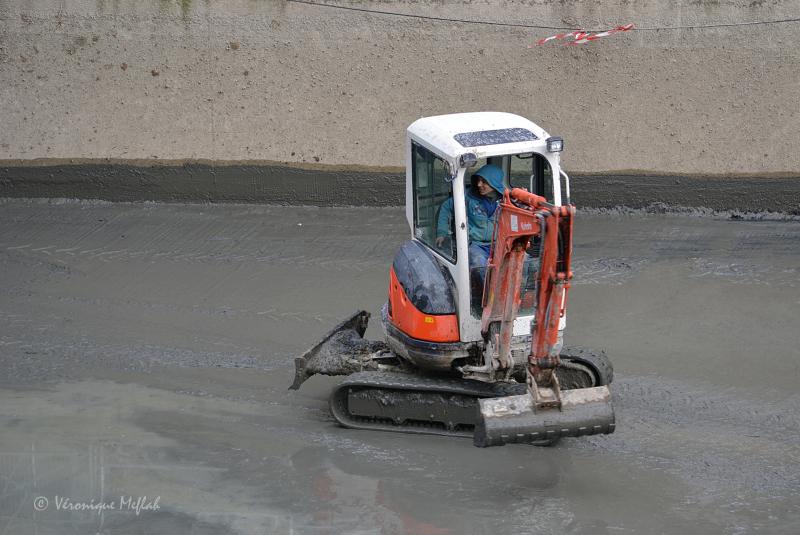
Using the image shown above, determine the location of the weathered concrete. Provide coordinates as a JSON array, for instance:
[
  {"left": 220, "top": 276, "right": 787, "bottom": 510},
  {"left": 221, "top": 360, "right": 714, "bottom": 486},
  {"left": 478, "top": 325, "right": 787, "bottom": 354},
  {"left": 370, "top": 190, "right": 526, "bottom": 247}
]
[
  {"left": 1, "top": 199, "right": 799, "bottom": 534},
  {"left": 1, "top": 0, "right": 799, "bottom": 205},
  {"left": 0, "top": 161, "right": 406, "bottom": 205},
  {"left": 3, "top": 162, "right": 799, "bottom": 213}
]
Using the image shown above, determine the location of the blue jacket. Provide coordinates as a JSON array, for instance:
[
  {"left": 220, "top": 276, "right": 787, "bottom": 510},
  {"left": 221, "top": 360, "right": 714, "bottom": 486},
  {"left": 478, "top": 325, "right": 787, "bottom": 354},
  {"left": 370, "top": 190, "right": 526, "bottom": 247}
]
[{"left": 437, "top": 187, "right": 501, "bottom": 246}]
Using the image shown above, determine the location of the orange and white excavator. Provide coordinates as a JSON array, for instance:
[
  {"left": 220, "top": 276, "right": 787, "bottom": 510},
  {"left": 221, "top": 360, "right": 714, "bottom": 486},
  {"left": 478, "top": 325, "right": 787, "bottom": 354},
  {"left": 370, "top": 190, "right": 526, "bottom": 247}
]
[{"left": 290, "top": 112, "right": 615, "bottom": 447}]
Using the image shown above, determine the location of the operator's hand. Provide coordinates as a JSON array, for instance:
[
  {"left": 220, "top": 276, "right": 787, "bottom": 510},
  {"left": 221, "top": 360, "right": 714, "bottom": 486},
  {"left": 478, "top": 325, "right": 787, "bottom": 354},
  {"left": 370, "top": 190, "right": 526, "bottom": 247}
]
[{"left": 435, "top": 236, "right": 445, "bottom": 248}]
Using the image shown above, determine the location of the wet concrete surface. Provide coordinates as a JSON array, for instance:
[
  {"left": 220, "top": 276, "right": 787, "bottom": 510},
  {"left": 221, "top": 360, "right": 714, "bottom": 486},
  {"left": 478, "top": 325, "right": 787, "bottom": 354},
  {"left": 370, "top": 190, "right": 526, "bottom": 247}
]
[{"left": 1, "top": 198, "right": 799, "bottom": 534}]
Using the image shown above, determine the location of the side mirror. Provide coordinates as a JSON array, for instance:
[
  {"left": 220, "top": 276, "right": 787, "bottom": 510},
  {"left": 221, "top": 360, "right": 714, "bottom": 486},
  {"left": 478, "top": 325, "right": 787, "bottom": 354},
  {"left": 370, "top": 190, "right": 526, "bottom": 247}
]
[{"left": 445, "top": 161, "right": 457, "bottom": 183}]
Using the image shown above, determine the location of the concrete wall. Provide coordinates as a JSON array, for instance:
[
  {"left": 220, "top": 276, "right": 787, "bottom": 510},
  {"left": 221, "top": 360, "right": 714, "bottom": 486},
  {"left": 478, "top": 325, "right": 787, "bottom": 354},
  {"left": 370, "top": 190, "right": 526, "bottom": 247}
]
[{"left": 1, "top": 0, "right": 799, "bottom": 209}]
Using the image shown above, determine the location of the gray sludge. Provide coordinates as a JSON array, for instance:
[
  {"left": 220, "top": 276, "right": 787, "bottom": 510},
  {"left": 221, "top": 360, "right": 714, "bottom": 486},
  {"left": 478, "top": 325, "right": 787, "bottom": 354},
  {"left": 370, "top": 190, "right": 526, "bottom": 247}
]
[{"left": 289, "top": 311, "right": 392, "bottom": 391}]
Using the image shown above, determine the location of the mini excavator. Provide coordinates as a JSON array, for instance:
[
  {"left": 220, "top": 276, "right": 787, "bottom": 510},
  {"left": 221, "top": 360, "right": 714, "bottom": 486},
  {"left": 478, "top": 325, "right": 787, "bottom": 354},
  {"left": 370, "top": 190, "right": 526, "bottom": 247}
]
[{"left": 290, "top": 113, "right": 615, "bottom": 447}]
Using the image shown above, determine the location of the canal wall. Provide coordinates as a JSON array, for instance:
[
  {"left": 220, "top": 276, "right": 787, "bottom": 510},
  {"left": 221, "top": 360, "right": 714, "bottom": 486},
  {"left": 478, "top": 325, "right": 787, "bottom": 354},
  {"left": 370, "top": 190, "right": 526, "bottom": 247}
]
[{"left": 1, "top": 0, "right": 798, "bottom": 211}]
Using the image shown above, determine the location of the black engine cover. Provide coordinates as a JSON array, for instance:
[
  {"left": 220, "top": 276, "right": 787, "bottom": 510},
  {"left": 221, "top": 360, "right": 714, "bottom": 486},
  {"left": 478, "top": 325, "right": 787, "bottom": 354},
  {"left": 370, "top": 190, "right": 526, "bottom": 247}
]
[{"left": 392, "top": 240, "right": 456, "bottom": 315}]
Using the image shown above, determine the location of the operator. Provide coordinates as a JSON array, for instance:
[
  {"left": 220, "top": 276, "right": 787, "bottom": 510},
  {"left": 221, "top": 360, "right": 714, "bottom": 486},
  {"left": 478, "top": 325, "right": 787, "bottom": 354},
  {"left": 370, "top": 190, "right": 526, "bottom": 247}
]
[{"left": 435, "top": 163, "right": 506, "bottom": 285}]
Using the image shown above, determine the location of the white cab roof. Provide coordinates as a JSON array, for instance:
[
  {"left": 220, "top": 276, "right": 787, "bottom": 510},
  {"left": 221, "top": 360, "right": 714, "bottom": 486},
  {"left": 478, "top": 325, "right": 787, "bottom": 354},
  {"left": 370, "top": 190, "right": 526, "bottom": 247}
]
[{"left": 407, "top": 112, "right": 549, "bottom": 160}]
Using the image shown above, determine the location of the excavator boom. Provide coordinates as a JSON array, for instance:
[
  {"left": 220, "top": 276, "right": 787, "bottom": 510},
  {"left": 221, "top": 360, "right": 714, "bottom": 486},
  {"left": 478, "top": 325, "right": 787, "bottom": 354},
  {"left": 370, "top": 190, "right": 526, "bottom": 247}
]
[{"left": 474, "top": 188, "right": 615, "bottom": 446}]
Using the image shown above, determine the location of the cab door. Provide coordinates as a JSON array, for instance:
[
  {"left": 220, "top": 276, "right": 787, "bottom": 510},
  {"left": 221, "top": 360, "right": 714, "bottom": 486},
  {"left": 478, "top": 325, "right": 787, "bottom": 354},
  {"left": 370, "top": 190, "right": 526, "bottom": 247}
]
[{"left": 410, "top": 142, "right": 457, "bottom": 264}]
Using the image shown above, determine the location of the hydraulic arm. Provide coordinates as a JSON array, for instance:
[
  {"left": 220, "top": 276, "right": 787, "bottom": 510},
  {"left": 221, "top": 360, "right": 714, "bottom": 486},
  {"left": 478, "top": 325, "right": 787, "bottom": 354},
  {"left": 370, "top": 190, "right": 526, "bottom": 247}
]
[
  {"left": 479, "top": 188, "right": 572, "bottom": 377},
  {"left": 474, "top": 188, "right": 615, "bottom": 447}
]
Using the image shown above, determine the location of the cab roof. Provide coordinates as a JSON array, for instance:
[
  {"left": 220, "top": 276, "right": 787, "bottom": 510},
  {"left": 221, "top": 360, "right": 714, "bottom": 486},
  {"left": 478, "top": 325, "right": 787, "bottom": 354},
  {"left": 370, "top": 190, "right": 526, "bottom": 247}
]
[{"left": 407, "top": 112, "right": 549, "bottom": 160}]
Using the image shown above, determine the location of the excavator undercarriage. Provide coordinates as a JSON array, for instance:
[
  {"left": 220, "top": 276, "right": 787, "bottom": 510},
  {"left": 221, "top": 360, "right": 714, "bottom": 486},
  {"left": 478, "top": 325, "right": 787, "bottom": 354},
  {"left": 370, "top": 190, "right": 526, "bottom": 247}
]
[{"left": 290, "top": 310, "right": 614, "bottom": 446}]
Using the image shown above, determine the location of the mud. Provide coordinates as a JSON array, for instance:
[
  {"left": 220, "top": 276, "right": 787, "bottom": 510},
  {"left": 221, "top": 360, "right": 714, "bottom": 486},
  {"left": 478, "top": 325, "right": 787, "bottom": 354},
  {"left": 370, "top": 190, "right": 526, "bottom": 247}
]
[
  {"left": 1, "top": 199, "right": 799, "bottom": 534},
  {"left": 2, "top": 163, "right": 799, "bottom": 213}
]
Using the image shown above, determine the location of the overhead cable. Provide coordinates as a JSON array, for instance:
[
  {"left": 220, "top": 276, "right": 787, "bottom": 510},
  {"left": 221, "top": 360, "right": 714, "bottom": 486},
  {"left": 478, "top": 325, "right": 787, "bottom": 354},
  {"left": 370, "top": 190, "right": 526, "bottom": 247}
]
[{"left": 285, "top": 0, "right": 800, "bottom": 32}]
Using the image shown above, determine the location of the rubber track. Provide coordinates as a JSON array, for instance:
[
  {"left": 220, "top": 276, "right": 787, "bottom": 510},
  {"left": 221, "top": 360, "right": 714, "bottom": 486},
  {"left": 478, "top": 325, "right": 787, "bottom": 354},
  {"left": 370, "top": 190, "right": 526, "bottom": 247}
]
[
  {"left": 560, "top": 347, "right": 614, "bottom": 385},
  {"left": 328, "top": 349, "right": 614, "bottom": 439},
  {"left": 329, "top": 372, "right": 526, "bottom": 438}
]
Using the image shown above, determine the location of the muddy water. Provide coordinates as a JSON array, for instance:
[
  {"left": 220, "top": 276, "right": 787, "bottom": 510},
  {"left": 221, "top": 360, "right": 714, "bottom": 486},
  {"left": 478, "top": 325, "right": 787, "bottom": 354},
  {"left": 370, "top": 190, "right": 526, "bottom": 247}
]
[{"left": 0, "top": 199, "right": 798, "bottom": 534}]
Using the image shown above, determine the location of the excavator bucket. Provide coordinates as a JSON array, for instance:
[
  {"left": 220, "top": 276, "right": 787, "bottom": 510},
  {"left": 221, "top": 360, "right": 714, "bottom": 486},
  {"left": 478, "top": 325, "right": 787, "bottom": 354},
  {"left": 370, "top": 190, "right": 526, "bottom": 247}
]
[
  {"left": 289, "top": 310, "right": 388, "bottom": 390},
  {"left": 473, "top": 386, "right": 615, "bottom": 447}
]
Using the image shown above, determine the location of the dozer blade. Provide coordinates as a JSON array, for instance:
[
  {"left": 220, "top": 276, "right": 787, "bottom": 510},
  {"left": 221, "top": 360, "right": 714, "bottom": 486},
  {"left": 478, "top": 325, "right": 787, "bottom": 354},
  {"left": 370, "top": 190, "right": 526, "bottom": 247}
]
[
  {"left": 473, "top": 386, "right": 615, "bottom": 447},
  {"left": 289, "top": 310, "right": 387, "bottom": 390}
]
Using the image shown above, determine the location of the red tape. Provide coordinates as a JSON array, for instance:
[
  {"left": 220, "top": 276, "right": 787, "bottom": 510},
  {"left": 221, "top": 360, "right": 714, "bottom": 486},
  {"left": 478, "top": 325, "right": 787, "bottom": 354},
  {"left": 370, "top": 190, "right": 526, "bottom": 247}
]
[{"left": 531, "top": 24, "right": 634, "bottom": 47}]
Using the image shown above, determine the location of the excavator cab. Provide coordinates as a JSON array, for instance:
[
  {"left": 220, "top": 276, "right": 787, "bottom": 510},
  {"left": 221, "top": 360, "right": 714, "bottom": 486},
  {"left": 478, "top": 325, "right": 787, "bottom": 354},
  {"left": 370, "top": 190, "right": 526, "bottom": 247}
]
[
  {"left": 415, "top": 152, "right": 545, "bottom": 318},
  {"left": 404, "top": 114, "right": 566, "bottom": 351},
  {"left": 291, "top": 113, "right": 615, "bottom": 448},
  {"left": 465, "top": 153, "right": 555, "bottom": 317}
]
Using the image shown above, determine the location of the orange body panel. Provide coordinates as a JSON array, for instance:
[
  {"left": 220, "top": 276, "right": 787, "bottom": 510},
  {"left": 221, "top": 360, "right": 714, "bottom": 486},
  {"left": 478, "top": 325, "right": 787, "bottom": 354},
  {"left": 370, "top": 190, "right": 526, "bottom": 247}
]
[{"left": 388, "top": 267, "right": 459, "bottom": 343}]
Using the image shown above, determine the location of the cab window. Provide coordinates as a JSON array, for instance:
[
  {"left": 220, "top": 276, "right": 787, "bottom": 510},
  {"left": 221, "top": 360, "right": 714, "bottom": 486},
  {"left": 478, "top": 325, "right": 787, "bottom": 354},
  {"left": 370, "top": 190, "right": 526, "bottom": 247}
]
[
  {"left": 506, "top": 153, "right": 553, "bottom": 317},
  {"left": 508, "top": 153, "right": 553, "bottom": 202},
  {"left": 412, "top": 143, "right": 455, "bottom": 262}
]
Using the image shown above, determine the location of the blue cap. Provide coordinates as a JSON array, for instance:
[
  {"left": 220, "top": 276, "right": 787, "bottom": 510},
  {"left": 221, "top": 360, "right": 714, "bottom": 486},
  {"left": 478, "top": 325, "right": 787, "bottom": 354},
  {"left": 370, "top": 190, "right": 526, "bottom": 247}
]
[{"left": 473, "top": 164, "right": 505, "bottom": 194}]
